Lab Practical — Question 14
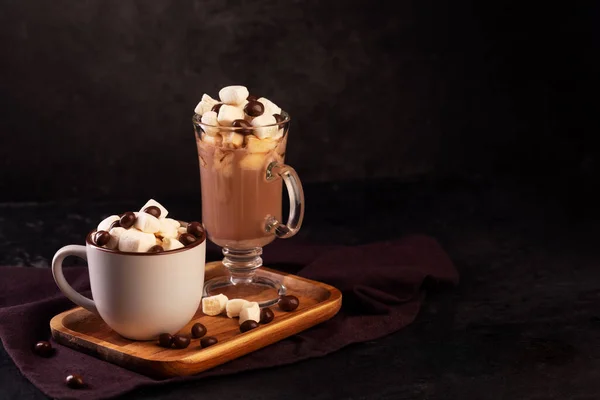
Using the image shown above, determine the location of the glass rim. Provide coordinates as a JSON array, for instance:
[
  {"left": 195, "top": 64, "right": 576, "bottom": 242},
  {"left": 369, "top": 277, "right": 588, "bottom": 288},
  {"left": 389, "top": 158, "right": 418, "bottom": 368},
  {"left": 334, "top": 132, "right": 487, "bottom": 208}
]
[{"left": 192, "top": 110, "right": 290, "bottom": 132}]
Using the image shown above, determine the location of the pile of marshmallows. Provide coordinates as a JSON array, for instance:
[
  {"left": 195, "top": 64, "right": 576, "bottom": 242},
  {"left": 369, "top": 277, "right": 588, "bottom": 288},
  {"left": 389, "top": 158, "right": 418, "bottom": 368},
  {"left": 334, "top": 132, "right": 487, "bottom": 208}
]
[
  {"left": 92, "top": 199, "right": 204, "bottom": 253},
  {"left": 194, "top": 85, "right": 285, "bottom": 148}
]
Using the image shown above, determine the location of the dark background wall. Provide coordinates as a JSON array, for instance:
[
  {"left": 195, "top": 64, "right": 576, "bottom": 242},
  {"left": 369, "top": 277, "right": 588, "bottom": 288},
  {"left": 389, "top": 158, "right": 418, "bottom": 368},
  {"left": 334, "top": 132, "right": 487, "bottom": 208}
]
[{"left": 0, "top": 0, "right": 597, "bottom": 202}]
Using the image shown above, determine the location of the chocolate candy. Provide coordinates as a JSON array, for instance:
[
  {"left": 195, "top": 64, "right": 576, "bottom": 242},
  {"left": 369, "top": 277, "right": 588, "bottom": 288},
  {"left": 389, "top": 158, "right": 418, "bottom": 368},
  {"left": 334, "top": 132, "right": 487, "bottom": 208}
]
[
  {"left": 173, "top": 335, "right": 191, "bottom": 349},
  {"left": 34, "top": 341, "right": 53, "bottom": 357},
  {"left": 260, "top": 307, "right": 274, "bottom": 324},
  {"left": 148, "top": 245, "right": 164, "bottom": 253},
  {"left": 143, "top": 205, "right": 161, "bottom": 218},
  {"left": 240, "top": 320, "right": 259, "bottom": 333},
  {"left": 211, "top": 103, "right": 223, "bottom": 113},
  {"left": 93, "top": 230, "right": 111, "bottom": 247},
  {"left": 179, "top": 233, "right": 197, "bottom": 246},
  {"left": 65, "top": 373, "right": 85, "bottom": 389},
  {"left": 120, "top": 212, "right": 136, "bottom": 229},
  {"left": 187, "top": 222, "right": 205, "bottom": 238},
  {"left": 273, "top": 113, "right": 284, "bottom": 124},
  {"left": 278, "top": 295, "right": 299, "bottom": 312},
  {"left": 191, "top": 323, "right": 207, "bottom": 338},
  {"left": 200, "top": 336, "right": 218, "bottom": 348},
  {"left": 247, "top": 94, "right": 258, "bottom": 102},
  {"left": 158, "top": 333, "right": 173, "bottom": 348},
  {"left": 109, "top": 220, "right": 121, "bottom": 230},
  {"left": 244, "top": 100, "right": 265, "bottom": 117},
  {"left": 232, "top": 119, "right": 252, "bottom": 135}
]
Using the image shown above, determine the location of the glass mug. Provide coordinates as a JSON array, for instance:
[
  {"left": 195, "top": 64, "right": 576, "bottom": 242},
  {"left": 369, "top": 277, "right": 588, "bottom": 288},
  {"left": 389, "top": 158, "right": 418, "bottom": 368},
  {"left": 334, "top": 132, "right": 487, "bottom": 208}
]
[{"left": 193, "top": 110, "right": 304, "bottom": 306}]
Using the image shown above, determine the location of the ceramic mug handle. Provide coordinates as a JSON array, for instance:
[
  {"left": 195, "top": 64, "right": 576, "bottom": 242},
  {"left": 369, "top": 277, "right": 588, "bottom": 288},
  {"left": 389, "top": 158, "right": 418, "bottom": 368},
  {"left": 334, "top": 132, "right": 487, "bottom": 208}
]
[
  {"left": 52, "top": 245, "right": 97, "bottom": 314},
  {"left": 265, "top": 162, "right": 305, "bottom": 238}
]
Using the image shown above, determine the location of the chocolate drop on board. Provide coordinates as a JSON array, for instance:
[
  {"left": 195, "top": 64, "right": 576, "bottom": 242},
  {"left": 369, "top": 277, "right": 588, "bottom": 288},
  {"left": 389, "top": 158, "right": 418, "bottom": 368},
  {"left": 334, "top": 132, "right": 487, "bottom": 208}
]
[
  {"left": 186, "top": 222, "right": 205, "bottom": 238},
  {"left": 278, "top": 295, "right": 299, "bottom": 312},
  {"left": 179, "top": 233, "right": 197, "bottom": 246},
  {"left": 65, "top": 374, "right": 85, "bottom": 389},
  {"left": 200, "top": 336, "right": 218, "bottom": 348},
  {"left": 158, "top": 333, "right": 174, "bottom": 348},
  {"left": 33, "top": 341, "right": 53, "bottom": 357},
  {"left": 148, "top": 245, "right": 164, "bottom": 253},
  {"left": 260, "top": 307, "right": 274, "bottom": 324},
  {"left": 240, "top": 320, "right": 259, "bottom": 333},
  {"left": 244, "top": 100, "right": 265, "bottom": 117},
  {"left": 93, "top": 230, "right": 111, "bottom": 247},
  {"left": 143, "top": 205, "right": 161, "bottom": 218},
  {"left": 191, "top": 323, "right": 207, "bottom": 338},
  {"left": 172, "top": 335, "right": 191, "bottom": 349},
  {"left": 120, "top": 212, "right": 136, "bottom": 229}
]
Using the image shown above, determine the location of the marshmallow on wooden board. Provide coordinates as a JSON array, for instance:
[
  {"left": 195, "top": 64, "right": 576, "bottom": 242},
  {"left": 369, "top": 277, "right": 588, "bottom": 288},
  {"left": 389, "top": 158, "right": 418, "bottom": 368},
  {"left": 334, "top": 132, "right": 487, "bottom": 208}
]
[
  {"left": 194, "top": 93, "right": 220, "bottom": 115},
  {"left": 105, "top": 227, "right": 126, "bottom": 250},
  {"left": 200, "top": 111, "right": 220, "bottom": 136},
  {"left": 118, "top": 229, "right": 157, "bottom": 252},
  {"left": 226, "top": 299, "right": 250, "bottom": 318},
  {"left": 250, "top": 114, "right": 278, "bottom": 139},
  {"left": 139, "top": 199, "right": 168, "bottom": 219},
  {"left": 257, "top": 97, "right": 281, "bottom": 116},
  {"left": 202, "top": 294, "right": 229, "bottom": 316},
  {"left": 219, "top": 85, "right": 249, "bottom": 106},
  {"left": 239, "top": 302, "right": 260, "bottom": 325},
  {"left": 158, "top": 218, "right": 178, "bottom": 238},
  {"left": 217, "top": 104, "right": 245, "bottom": 127},
  {"left": 134, "top": 212, "right": 160, "bottom": 233},
  {"left": 162, "top": 237, "right": 184, "bottom": 251},
  {"left": 97, "top": 215, "right": 120, "bottom": 232}
]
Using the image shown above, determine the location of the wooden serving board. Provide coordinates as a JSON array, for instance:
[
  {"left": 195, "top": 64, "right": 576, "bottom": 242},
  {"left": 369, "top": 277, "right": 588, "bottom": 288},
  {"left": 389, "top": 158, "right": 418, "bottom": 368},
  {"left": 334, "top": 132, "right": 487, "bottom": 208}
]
[{"left": 50, "top": 262, "right": 342, "bottom": 378}]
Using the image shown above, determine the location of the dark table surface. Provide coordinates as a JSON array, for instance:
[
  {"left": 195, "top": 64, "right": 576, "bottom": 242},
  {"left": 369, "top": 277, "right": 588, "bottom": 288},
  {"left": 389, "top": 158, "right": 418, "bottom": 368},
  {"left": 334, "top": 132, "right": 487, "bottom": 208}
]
[{"left": 1, "top": 179, "right": 599, "bottom": 399}]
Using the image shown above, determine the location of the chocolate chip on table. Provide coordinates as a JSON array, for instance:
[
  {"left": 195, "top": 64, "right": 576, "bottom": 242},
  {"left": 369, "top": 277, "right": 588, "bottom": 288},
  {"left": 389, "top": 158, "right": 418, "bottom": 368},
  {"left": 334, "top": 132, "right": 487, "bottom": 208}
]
[
  {"left": 148, "top": 245, "right": 164, "bottom": 253},
  {"left": 211, "top": 103, "right": 223, "bottom": 113},
  {"left": 240, "top": 320, "right": 259, "bottom": 333},
  {"left": 93, "top": 230, "right": 111, "bottom": 247},
  {"left": 173, "top": 335, "right": 191, "bottom": 349},
  {"left": 186, "top": 222, "right": 205, "bottom": 239},
  {"left": 120, "top": 212, "right": 137, "bottom": 229},
  {"left": 191, "top": 323, "right": 207, "bottom": 339},
  {"left": 232, "top": 119, "right": 252, "bottom": 135},
  {"left": 200, "top": 336, "right": 218, "bottom": 348},
  {"left": 158, "top": 333, "right": 174, "bottom": 348},
  {"left": 179, "top": 233, "right": 197, "bottom": 246},
  {"left": 143, "top": 205, "right": 161, "bottom": 218},
  {"left": 33, "top": 341, "right": 53, "bottom": 357},
  {"left": 65, "top": 373, "right": 85, "bottom": 389},
  {"left": 260, "top": 307, "right": 274, "bottom": 324},
  {"left": 109, "top": 220, "right": 121, "bottom": 230},
  {"left": 244, "top": 100, "right": 264, "bottom": 117},
  {"left": 278, "top": 295, "right": 299, "bottom": 312},
  {"left": 247, "top": 94, "right": 258, "bottom": 102}
]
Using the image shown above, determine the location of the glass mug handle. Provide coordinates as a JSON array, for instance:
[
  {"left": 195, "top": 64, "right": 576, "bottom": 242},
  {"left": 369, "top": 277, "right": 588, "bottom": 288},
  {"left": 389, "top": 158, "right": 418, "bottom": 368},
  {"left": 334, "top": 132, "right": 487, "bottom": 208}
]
[{"left": 265, "top": 162, "right": 305, "bottom": 238}]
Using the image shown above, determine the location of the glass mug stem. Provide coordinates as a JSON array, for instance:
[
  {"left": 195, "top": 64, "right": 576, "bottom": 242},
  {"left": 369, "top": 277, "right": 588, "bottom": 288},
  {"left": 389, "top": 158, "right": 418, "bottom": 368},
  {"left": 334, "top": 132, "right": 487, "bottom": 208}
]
[{"left": 265, "top": 162, "right": 305, "bottom": 238}]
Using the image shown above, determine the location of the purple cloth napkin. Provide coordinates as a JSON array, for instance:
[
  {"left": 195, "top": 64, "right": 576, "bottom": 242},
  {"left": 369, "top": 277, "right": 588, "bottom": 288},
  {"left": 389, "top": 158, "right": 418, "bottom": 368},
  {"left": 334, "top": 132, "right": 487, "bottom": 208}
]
[{"left": 0, "top": 236, "right": 458, "bottom": 400}]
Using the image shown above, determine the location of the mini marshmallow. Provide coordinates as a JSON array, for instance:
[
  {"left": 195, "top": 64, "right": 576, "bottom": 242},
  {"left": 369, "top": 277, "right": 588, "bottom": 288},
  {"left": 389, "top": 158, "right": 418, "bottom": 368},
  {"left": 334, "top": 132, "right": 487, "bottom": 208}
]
[
  {"left": 97, "top": 215, "right": 120, "bottom": 232},
  {"left": 250, "top": 114, "right": 278, "bottom": 139},
  {"left": 134, "top": 212, "right": 161, "bottom": 233},
  {"left": 105, "top": 227, "right": 126, "bottom": 250},
  {"left": 162, "top": 237, "right": 184, "bottom": 251},
  {"left": 202, "top": 294, "right": 229, "bottom": 316},
  {"left": 118, "top": 229, "right": 157, "bottom": 252},
  {"left": 245, "top": 136, "right": 278, "bottom": 153},
  {"left": 258, "top": 97, "right": 282, "bottom": 116},
  {"left": 239, "top": 302, "right": 260, "bottom": 325},
  {"left": 194, "top": 93, "right": 220, "bottom": 115},
  {"left": 139, "top": 199, "right": 168, "bottom": 219},
  {"left": 226, "top": 299, "right": 250, "bottom": 318},
  {"left": 217, "top": 104, "right": 245, "bottom": 127},
  {"left": 222, "top": 132, "right": 244, "bottom": 149},
  {"left": 177, "top": 226, "right": 187, "bottom": 237},
  {"left": 201, "top": 111, "right": 220, "bottom": 136},
  {"left": 219, "top": 85, "right": 249, "bottom": 106},
  {"left": 158, "top": 218, "right": 178, "bottom": 238},
  {"left": 163, "top": 218, "right": 181, "bottom": 228}
]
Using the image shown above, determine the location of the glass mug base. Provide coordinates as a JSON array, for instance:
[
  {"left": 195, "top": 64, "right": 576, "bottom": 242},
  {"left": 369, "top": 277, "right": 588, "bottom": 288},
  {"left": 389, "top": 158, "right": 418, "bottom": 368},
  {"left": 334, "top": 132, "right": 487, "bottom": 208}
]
[{"left": 203, "top": 274, "right": 286, "bottom": 308}]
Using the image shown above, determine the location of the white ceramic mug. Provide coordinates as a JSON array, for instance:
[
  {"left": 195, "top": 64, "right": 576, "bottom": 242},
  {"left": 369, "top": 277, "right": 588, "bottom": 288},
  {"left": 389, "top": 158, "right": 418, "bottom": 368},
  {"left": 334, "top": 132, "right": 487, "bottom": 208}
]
[{"left": 52, "top": 230, "right": 206, "bottom": 340}]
